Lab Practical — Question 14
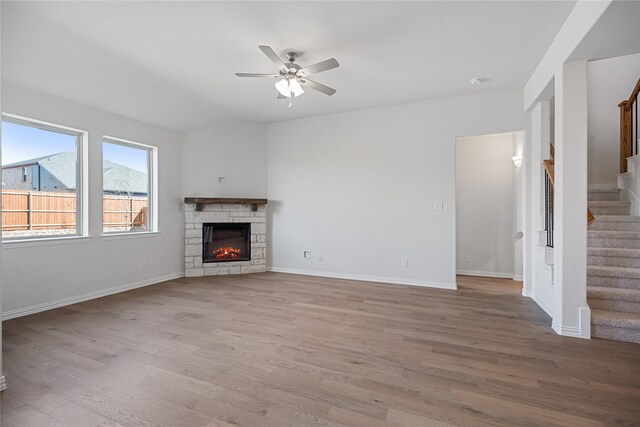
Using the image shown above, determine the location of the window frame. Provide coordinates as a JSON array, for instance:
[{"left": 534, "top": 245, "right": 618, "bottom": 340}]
[
  {"left": 1, "top": 113, "right": 89, "bottom": 243},
  {"left": 101, "top": 135, "right": 158, "bottom": 235}
]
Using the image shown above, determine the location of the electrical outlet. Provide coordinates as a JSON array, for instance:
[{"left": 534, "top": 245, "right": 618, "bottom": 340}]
[
  {"left": 141, "top": 260, "right": 147, "bottom": 269},
  {"left": 217, "top": 176, "right": 226, "bottom": 184},
  {"left": 402, "top": 259, "right": 409, "bottom": 268},
  {"left": 433, "top": 201, "right": 444, "bottom": 211},
  {"left": 465, "top": 256, "right": 471, "bottom": 264},
  {"left": 318, "top": 254, "right": 323, "bottom": 262},
  {"left": 304, "top": 250, "right": 312, "bottom": 259}
]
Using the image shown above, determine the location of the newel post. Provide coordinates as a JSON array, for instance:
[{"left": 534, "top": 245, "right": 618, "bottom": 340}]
[{"left": 619, "top": 100, "right": 631, "bottom": 173}]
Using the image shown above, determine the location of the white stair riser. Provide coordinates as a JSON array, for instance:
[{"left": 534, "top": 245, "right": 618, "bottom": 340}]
[{"left": 588, "top": 255, "right": 640, "bottom": 268}]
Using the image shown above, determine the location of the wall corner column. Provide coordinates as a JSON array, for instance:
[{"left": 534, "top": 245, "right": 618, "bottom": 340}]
[{"left": 553, "top": 59, "right": 590, "bottom": 338}]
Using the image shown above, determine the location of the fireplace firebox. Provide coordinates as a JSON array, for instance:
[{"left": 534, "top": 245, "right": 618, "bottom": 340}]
[{"left": 202, "top": 223, "right": 251, "bottom": 263}]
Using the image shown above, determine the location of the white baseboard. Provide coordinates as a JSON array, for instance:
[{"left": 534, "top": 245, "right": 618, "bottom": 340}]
[
  {"left": 532, "top": 293, "right": 554, "bottom": 318},
  {"left": 2, "top": 272, "right": 184, "bottom": 320},
  {"left": 269, "top": 267, "right": 457, "bottom": 290},
  {"left": 512, "top": 275, "right": 523, "bottom": 281},
  {"left": 588, "top": 183, "right": 618, "bottom": 191},
  {"left": 456, "top": 269, "right": 514, "bottom": 279},
  {"left": 551, "top": 307, "right": 590, "bottom": 339},
  {"left": 0, "top": 375, "right": 6, "bottom": 392}
]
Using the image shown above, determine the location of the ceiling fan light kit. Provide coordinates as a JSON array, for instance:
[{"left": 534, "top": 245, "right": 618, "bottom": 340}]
[{"left": 236, "top": 45, "right": 339, "bottom": 107}]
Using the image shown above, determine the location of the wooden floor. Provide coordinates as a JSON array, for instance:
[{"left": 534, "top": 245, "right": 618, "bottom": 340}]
[{"left": 2, "top": 273, "right": 640, "bottom": 426}]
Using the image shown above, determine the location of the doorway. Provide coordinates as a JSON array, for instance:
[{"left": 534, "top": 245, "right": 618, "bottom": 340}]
[{"left": 455, "top": 131, "right": 525, "bottom": 288}]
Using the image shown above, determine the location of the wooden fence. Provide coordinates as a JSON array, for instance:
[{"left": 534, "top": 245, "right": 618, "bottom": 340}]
[{"left": 1, "top": 190, "right": 147, "bottom": 231}]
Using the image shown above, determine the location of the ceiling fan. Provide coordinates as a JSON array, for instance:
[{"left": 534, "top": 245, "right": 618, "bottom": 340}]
[{"left": 236, "top": 46, "right": 339, "bottom": 104}]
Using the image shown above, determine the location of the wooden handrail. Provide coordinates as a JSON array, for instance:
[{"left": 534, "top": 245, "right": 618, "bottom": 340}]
[
  {"left": 542, "top": 159, "right": 595, "bottom": 225},
  {"left": 619, "top": 78, "right": 640, "bottom": 173}
]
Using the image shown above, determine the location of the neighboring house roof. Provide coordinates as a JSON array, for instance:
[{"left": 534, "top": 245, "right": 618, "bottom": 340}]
[
  {"left": 103, "top": 159, "right": 148, "bottom": 194},
  {"left": 3, "top": 152, "right": 148, "bottom": 194},
  {"left": 3, "top": 154, "right": 58, "bottom": 168}
]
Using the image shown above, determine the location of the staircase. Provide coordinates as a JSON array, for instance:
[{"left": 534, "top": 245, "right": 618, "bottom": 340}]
[{"left": 587, "top": 189, "right": 640, "bottom": 343}]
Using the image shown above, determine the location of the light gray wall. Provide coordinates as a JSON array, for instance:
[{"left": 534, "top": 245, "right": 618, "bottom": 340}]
[
  {"left": 588, "top": 53, "right": 640, "bottom": 188},
  {"left": 181, "top": 121, "right": 268, "bottom": 198},
  {"left": 456, "top": 133, "right": 515, "bottom": 278},
  {"left": 267, "top": 89, "right": 526, "bottom": 287},
  {"left": 1, "top": 81, "right": 184, "bottom": 317}
]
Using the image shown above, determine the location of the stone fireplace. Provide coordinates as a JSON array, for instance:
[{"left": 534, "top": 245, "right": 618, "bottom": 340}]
[{"left": 184, "top": 198, "right": 267, "bottom": 277}]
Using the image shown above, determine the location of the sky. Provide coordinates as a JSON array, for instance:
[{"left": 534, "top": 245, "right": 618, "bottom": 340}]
[{"left": 2, "top": 121, "right": 148, "bottom": 172}]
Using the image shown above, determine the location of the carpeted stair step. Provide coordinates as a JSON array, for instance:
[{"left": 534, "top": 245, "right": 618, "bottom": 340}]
[
  {"left": 588, "top": 248, "right": 640, "bottom": 268},
  {"left": 587, "top": 266, "right": 640, "bottom": 289},
  {"left": 588, "top": 215, "right": 640, "bottom": 231},
  {"left": 588, "top": 230, "right": 640, "bottom": 249},
  {"left": 588, "top": 200, "right": 631, "bottom": 216},
  {"left": 591, "top": 309, "right": 640, "bottom": 344},
  {"left": 587, "top": 190, "right": 621, "bottom": 201},
  {"left": 588, "top": 286, "right": 640, "bottom": 314}
]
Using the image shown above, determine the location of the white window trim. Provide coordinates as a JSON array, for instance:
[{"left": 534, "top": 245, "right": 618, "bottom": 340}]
[
  {"left": 1, "top": 113, "right": 89, "bottom": 241},
  {"left": 102, "top": 135, "right": 158, "bottom": 235}
]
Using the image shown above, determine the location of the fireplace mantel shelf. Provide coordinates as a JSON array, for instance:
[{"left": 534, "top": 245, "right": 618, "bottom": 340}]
[{"left": 184, "top": 197, "right": 268, "bottom": 212}]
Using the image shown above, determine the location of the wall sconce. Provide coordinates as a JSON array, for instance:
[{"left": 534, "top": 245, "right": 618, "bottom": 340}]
[{"left": 512, "top": 155, "right": 523, "bottom": 168}]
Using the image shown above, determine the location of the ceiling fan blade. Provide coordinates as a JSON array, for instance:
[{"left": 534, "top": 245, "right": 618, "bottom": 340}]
[
  {"left": 300, "top": 78, "right": 336, "bottom": 96},
  {"left": 235, "top": 73, "right": 279, "bottom": 78},
  {"left": 276, "top": 93, "right": 287, "bottom": 99},
  {"left": 258, "top": 45, "right": 288, "bottom": 72},
  {"left": 297, "top": 58, "right": 339, "bottom": 76}
]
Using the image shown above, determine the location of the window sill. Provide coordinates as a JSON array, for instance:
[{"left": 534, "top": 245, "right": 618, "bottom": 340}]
[
  {"left": 2, "top": 235, "right": 92, "bottom": 249},
  {"left": 101, "top": 231, "right": 161, "bottom": 240}
]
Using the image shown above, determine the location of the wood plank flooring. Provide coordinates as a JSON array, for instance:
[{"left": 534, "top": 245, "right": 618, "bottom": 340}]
[{"left": 2, "top": 273, "right": 640, "bottom": 426}]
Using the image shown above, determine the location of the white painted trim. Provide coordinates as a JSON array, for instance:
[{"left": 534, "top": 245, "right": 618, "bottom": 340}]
[
  {"left": 456, "top": 269, "right": 514, "bottom": 279},
  {"left": 512, "top": 275, "right": 523, "bottom": 281},
  {"left": 551, "top": 307, "right": 590, "bottom": 339},
  {"left": 0, "top": 376, "right": 6, "bottom": 392},
  {"left": 588, "top": 184, "right": 618, "bottom": 192},
  {"left": 579, "top": 307, "right": 591, "bottom": 339},
  {"left": 532, "top": 293, "right": 554, "bottom": 318},
  {"left": 3, "top": 235, "right": 92, "bottom": 249},
  {"left": 269, "top": 267, "right": 457, "bottom": 290},
  {"left": 101, "top": 231, "right": 161, "bottom": 240},
  {"left": 2, "top": 272, "right": 184, "bottom": 320}
]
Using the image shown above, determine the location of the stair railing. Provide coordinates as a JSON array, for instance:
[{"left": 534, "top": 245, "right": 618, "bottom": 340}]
[
  {"left": 619, "top": 78, "right": 640, "bottom": 173},
  {"left": 543, "top": 160, "right": 555, "bottom": 247},
  {"left": 543, "top": 156, "right": 594, "bottom": 248}
]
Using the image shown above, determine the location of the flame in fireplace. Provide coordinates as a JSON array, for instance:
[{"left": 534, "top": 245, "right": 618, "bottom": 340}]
[{"left": 213, "top": 246, "right": 242, "bottom": 260}]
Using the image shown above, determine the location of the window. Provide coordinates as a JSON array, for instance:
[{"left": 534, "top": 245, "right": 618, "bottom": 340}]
[
  {"left": 1, "top": 114, "right": 87, "bottom": 240},
  {"left": 102, "top": 137, "right": 157, "bottom": 234}
]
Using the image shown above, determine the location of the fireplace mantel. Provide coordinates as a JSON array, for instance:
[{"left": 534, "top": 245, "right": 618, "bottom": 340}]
[{"left": 184, "top": 197, "right": 268, "bottom": 212}]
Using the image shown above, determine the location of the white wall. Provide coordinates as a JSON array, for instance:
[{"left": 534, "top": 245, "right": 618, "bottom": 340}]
[
  {"left": 268, "top": 89, "right": 526, "bottom": 288},
  {"left": 1, "top": 82, "right": 184, "bottom": 317},
  {"left": 588, "top": 53, "right": 640, "bottom": 188},
  {"left": 181, "top": 121, "right": 268, "bottom": 198},
  {"left": 456, "top": 133, "right": 515, "bottom": 278}
]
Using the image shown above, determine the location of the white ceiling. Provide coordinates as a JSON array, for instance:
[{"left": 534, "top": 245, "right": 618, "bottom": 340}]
[{"left": 1, "top": 1, "right": 576, "bottom": 132}]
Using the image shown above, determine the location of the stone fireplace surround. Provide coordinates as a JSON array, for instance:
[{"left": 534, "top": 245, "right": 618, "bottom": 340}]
[{"left": 184, "top": 198, "right": 267, "bottom": 277}]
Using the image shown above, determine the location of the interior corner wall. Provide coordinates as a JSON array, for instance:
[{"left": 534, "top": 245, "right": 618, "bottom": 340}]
[
  {"left": 181, "top": 121, "right": 268, "bottom": 198},
  {"left": 1, "top": 81, "right": 184, "bottom": 317},
  {"left": 267, "top": 89, "right": 526, "bottom": 288},
  {"left": 588, "top": 53, "right": 640, "bottom": 188},
  {"left": 456, "top": 133, "right": 515, "bottom": 279}
]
